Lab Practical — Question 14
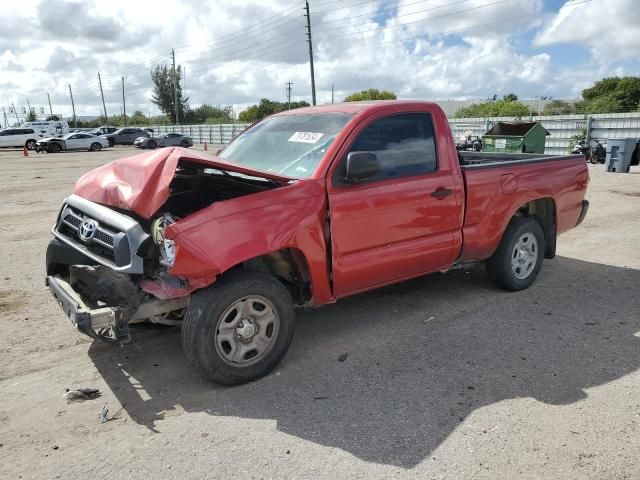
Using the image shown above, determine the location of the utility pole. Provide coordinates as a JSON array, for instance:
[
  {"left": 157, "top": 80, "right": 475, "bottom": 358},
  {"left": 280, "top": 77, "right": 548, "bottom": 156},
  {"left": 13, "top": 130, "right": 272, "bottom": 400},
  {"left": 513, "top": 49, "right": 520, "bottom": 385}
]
[
  {"left": 11, "top": 102, "right": 19, "bottom": 124},
  {"left": 97, "top": 72, "right": 108, "bottom": 122},
  {"left": 47, "top": 93, "right": 53, "bottom": 117},
  {"left": 304, "top": 1, "right": 316, "bottom": 106},
  {"left": 331, "top": 83, "right": 334, "bottom": 104},
  {"left": 122, "top": 76, "right": 127, "bottom": 126},
  {"left": 68, "top": 84, "right": 77, "bottom": 128},
  {"left": 171, "top": 48, "right": 179, "bottom": 125},
  {"left": 26, "top": 98, "right": 32, "bottom": 118},
  {"left": 1, "top": 107, "right": 8, "bottom": 128},
  {"left": 286, "top": 82, "right": 293, "bottom": 109}
]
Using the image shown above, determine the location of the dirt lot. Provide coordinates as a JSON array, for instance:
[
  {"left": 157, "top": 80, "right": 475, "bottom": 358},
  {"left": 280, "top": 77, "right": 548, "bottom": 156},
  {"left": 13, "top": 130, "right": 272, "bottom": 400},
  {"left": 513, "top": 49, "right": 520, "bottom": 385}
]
[{"left": 0, "top": 146, "right": 639, "bottom": 479}]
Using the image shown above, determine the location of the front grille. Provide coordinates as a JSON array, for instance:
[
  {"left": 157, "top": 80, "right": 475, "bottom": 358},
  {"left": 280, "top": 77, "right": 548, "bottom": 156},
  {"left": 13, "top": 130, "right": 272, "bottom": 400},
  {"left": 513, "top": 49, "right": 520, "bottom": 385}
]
[{"left": 57, "top": 206, "right": 121, "bottom": 263}]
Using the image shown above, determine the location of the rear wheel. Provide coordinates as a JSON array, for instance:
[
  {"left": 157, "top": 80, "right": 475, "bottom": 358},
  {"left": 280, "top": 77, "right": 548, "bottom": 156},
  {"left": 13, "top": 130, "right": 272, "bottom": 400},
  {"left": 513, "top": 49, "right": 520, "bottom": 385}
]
[
  {"left": 52, "top": 143, "right": 62, "bottom": 153},
  {"left": 486, "top": 217, "right": 545, "bottom": 291},
  {"left": 182, "top": 271, "right": 295, "bottom": 385},
  {"left": 25, "top": 139, "right": 36, "bottom": 150},
  {"left": 180, "top": 140, "right": 189, "bottom": 148},
  {"left": 148, "top": 140, "right": 157, "bottom": 149},
  {"left": 108, "top": 138, "right": 115, "bottom": 147}
]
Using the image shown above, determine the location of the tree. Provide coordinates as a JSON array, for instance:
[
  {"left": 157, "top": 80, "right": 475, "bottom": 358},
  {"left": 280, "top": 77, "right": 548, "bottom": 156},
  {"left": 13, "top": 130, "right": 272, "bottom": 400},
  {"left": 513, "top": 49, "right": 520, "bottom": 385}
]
[
  {"left": 130, "top": 111, "right": 149, "bottom": 125},
  {"left": 151, "top": 64, "right": 189, "bottom": 122},
  {"left": 238, "top": 98, "right": 310, "bottom": 123},
  {"left": 46, "top": 114, "right": 60, "bottom": 121},
  {"left": 502, "top": 93, "right": 518, "bottom": 102},
  {"left": 454, "top": 99, "right": 530, "bottom": 118},
  {"left": 344, "top": 89, "right": 397, "bottom": 102},
  {"left": 580, "top": 76, "right": 640, "bottom": 113},
  {"left": 25, "top": 109, "right": 37, "bottom": 122},
  {"left": 542, "top": 100, "right": 575, "bottom": 115},
  {"left": 187, "top": 104, "right": 233, "bottom": 124}
]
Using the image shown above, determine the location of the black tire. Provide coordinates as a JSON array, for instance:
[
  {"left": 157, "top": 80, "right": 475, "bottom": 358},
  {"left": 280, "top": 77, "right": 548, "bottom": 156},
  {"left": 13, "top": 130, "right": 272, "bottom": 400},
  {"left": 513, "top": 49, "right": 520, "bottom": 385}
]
[
  {"left": 180, "top": 140, "right": 189, "bottom": 148},
  {"left": 89, "top": 142, "right": 101, "bottom": 152},
  {"left": 25, "top": 139, "right": 36, "bottom": 150},
  {"left": 589, "top": 155, "right": 599, "bottom": 164},
  {"left": 486, "top": 217, "right": 545, "bottom": 291},
  {"left": 148, "top": 140, "right": 157, "bottom": 149},
  {"left": 108, "top": 138, "right": 115, "bottom": 147},
  {"left": 52, "top": 143, "right": 62, "bottom": 153},
  {"left": 182, "top": 271, "right": 295, "bottom": 386}
]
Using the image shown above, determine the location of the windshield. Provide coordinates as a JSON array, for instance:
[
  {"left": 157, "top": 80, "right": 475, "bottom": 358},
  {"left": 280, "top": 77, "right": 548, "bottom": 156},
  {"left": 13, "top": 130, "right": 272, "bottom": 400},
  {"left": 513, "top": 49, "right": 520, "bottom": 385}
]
[{"left": 219, "top": 113, "right": 353, "bottom": 178}]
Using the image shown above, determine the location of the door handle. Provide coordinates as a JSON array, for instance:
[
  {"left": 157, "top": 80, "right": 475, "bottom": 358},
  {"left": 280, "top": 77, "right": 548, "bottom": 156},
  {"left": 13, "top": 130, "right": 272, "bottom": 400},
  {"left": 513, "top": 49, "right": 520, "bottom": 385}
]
[{"left": 431, "top": 188, "right": 453, "bottom": 199}]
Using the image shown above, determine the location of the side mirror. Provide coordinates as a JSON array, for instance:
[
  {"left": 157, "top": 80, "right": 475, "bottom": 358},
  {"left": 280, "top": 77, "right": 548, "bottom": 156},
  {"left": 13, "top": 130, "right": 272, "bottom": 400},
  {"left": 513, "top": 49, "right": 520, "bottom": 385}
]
[{"left": 345, "top": 151, "right": 380, "bottom": 183}]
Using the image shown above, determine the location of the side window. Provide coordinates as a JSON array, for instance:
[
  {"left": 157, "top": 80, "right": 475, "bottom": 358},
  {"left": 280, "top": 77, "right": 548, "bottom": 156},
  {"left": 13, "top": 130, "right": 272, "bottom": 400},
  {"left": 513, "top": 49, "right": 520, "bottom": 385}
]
[
  {"left": 335, "top": 112, "right": 438, "bottom": 185},
  {"left": 25, "top": 129, "right": 35, "bottom": 134}
]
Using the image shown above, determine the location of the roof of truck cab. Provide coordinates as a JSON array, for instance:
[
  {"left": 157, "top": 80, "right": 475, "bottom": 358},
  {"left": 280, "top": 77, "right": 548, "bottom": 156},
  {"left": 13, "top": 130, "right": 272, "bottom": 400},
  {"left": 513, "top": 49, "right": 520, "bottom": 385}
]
[{"left": 272, "top": 100, "right": 441, "bottom": 116}]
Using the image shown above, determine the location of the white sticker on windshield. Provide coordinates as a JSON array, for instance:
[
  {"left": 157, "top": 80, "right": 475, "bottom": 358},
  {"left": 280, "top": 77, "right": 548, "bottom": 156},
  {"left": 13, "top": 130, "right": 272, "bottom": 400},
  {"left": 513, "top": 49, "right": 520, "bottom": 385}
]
[{"left": 288, "top": 131, "right": 324, "bottom": 144}]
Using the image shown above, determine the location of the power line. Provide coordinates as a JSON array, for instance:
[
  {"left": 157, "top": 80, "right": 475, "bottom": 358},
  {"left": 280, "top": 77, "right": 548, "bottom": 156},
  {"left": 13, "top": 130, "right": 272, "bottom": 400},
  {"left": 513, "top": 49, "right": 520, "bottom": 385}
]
[{"left": 315, "top": 0, "right": 511, "bottom": 38}]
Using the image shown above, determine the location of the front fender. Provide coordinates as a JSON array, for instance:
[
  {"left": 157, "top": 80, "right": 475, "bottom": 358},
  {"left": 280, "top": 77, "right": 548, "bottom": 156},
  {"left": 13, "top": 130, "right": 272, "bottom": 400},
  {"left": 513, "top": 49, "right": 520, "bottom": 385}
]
[{"left": 166, "top": 179, "right": 333, "bottom": 304}]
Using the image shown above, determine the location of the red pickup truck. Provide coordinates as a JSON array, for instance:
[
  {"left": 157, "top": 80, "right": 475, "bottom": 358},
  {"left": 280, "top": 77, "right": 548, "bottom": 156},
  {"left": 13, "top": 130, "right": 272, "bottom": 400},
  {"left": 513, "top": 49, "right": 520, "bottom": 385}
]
[{"left": 46, "top": 101, "right": 589, "bottom": 385}]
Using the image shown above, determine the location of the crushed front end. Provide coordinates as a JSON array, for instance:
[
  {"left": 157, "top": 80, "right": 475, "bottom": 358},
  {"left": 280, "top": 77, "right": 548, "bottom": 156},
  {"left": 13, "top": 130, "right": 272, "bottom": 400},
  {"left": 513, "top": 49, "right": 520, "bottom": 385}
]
[{"left": 46, "top": 194, "right": 190, "bottom": 344}]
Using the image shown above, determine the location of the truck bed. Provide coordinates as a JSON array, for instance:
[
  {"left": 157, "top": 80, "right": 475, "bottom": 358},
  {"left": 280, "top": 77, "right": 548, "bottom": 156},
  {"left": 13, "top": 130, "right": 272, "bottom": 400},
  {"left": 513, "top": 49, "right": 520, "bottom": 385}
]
[
  {"left": 458, "top": 151, "right": 589, "bottom": 263},
  {"left": 459, "top": 151, "right": 581, "bottom": 169}
]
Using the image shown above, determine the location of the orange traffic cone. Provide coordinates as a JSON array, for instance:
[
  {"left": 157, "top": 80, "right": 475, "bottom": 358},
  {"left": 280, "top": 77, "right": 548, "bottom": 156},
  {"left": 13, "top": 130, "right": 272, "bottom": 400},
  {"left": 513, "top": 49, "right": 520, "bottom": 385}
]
[
  {"left": 204, "top": 142, "right": 208, "bottom": 151},
  {"left": 23, "top": 145, "right": 29, "bottom": 157}
]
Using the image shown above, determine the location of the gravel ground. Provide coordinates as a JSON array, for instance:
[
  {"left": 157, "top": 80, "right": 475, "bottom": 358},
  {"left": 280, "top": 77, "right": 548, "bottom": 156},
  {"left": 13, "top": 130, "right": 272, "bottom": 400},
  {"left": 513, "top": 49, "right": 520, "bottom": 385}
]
[{"left": 0, "top": 146, "right": 638, "bottom": 479}]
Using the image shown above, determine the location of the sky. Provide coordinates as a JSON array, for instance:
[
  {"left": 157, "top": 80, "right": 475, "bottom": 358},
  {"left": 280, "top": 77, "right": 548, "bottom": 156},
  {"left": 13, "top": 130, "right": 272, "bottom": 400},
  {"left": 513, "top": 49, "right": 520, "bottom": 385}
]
[{"left": 1, "top": 0, "right": 639, "bottom": 120}]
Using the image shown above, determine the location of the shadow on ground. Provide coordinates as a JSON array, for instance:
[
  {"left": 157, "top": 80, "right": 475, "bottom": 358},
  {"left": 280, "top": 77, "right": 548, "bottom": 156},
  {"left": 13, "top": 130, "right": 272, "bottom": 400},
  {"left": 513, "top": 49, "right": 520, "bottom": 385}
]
[{"left": 88, "top": 257, "right": 640, "bottom": 468}]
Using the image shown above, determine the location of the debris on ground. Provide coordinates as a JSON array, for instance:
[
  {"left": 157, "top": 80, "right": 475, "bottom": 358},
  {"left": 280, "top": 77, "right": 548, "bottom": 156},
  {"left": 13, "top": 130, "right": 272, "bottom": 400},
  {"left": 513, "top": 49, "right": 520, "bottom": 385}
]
[
  {"left": 63, "top": 388, "right": 101, "bottom": 403},
  {"left": 337, "top": 352, "right": 348, "bottom": 362},
  {"left": 99, "top": 405, "right": 109, "bottom": 423}
]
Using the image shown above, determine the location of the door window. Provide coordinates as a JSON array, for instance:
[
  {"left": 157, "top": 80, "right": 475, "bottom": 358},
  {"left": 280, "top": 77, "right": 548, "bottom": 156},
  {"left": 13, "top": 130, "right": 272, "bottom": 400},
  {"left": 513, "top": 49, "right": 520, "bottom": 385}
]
[{"left": 335, "top": 113, "right": 438, "bottom": 185}]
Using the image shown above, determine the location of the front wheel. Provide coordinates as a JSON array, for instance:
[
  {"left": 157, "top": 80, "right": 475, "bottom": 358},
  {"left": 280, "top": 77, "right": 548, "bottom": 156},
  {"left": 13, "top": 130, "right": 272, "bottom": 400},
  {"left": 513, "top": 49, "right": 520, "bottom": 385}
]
[
  {"left": 182, "top": 271, "right": 295, "bottom": 385},
  {"left": 486, "top": 217, "right": 545, "bottom": 291},
  {"left": 90, "top": 142, "right": 102, "bottom": 151},
  {"left": 108, "top": 138, "right": 115, "bottom": 147},
  {"left": 148, "top": 140, "right": 157, "bottom": 149},
  {"left": 25, "top": 139, "right": 36, "bottom": 150}
]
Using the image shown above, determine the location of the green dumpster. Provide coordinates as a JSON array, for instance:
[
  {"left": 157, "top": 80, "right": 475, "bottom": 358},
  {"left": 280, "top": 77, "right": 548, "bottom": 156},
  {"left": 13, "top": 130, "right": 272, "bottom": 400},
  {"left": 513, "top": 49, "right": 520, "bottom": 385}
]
[{"left": 482, "top": 121, "right": 550, "bottom": 154}]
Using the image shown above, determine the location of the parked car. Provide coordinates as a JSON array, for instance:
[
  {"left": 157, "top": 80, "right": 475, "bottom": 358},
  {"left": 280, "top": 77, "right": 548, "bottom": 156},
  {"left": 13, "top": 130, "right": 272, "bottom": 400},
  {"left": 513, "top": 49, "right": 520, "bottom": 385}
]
[
  {"left": 36, "top": 132, "right": 109, "bottom": 153},
  {"left": 88, "top": 126, "right": 118, "bottom": 136},
  {"left": 102, "top": 127, "right": 149, "bottom": 146},
  {"left": 134, "top": 133, "right": 193, "bottom": 149},
  {"left": 0, "top": 127, "right": 40, "bottom": 149},
  {"left": 45, "top": 101, "right": 589, "bottom": 386}
]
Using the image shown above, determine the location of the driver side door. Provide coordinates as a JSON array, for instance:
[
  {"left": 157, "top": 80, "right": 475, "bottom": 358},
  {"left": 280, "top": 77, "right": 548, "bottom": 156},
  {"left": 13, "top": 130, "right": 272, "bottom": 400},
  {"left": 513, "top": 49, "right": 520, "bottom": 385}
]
[{"left": 327, "top": 111, "right": 460, "bottom": 297}]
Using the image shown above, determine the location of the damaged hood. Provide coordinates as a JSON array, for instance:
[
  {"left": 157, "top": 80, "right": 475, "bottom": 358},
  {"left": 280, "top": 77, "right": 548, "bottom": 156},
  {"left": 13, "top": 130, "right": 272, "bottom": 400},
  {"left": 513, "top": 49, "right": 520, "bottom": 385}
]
[{"left": 73, "top": 147, "right": 293, "bottom": 219}]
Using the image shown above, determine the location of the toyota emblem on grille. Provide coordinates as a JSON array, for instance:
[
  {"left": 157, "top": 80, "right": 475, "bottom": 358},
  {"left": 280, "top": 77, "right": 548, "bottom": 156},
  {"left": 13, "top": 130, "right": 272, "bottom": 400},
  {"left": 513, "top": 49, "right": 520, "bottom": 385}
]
[{"left": 79, "top": 219, "right": 98, "bottom": 241}]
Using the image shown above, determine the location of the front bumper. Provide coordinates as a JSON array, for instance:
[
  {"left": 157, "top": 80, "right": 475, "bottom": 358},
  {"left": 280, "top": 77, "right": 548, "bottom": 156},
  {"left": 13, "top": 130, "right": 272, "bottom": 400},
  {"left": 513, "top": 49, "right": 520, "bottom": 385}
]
[
  {"left": 46, "top": 271, "right": 190, "bottom": 345},
  {"left": 47, "top": 275, "right": 123, "bottom": 343}
]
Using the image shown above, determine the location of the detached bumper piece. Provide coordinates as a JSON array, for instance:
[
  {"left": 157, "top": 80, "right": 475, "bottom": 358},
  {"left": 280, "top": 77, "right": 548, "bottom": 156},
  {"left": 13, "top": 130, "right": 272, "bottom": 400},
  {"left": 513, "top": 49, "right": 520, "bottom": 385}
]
[
  {"left": 47, "top": 275, "right": 128, "bottom": 344},
  {"left": 47, "top": 270, "right": 190, "bottom": 346}
]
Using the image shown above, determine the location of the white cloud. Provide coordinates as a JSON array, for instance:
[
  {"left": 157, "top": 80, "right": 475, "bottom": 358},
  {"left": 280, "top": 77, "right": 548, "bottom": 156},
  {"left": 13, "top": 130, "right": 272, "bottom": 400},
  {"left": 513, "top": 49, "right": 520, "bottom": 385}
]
[
  {"left": 534, "top": 0, "right": 640, "bottom": 62},
  {"left": 0, "top": 0, "right": 638, "bottom": 122}
]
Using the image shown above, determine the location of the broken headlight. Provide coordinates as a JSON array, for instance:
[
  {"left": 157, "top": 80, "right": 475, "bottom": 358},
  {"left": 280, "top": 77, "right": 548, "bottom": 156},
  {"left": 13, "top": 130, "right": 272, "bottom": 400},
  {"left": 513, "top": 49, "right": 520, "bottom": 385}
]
[{"left": 151, "top": 214, "right": 177, "bottom": 267}]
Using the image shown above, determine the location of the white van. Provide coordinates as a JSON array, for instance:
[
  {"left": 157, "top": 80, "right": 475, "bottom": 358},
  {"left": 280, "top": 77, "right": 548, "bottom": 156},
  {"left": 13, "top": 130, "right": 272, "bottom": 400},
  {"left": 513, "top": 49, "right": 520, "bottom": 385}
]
[
  {"left": 0, "top": 127, "right": 41, "bottom": 149},
  {"left": 22, "top": 120, "right": 69, "bottom": 137}
]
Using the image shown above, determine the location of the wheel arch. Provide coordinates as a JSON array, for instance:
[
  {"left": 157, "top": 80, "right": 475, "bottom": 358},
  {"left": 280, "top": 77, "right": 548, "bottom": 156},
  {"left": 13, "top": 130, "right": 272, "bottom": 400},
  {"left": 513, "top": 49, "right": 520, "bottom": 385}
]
[
  {"left": 509, "top": 197, "right": 557, "bottom": 259},
  {"left": 235, "top": 248, "right": 312, "bottom": 305}
]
